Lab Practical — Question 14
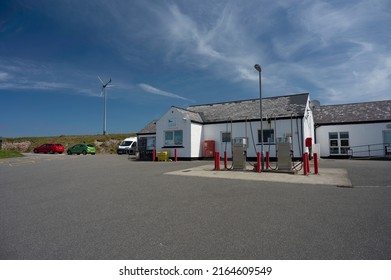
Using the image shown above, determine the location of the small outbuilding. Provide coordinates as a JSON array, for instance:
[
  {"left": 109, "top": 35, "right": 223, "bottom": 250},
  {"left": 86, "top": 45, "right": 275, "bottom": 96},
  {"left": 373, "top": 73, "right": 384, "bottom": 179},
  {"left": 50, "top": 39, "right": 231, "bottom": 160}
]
[
  {"left": 314, "top": 100, "right": 391, "bottom": 158},
  {"left": 136, "top": 120, "right": 157, "bottom": 160}
]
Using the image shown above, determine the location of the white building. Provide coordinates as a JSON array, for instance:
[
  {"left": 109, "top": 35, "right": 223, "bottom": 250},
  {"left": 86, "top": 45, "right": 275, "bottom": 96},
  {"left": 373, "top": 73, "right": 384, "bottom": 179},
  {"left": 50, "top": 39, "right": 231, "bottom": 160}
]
[
  {"left": 314, "top": 100, "right": 391, "bottom": 158},
  {"left": 139, "top": 93, "right": 315, "bottom": 160}
]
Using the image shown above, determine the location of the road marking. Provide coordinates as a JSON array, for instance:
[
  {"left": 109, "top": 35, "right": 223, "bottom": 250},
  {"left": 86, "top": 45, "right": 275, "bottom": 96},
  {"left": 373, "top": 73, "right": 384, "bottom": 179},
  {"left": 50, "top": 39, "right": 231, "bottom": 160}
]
[
  {"left": 8, "top": 160, "right": 35, "bottom": 167},
  {"left": 0, "top": 155, "right": 77, "bottom": 167},
  {"left": 354, "top": 185, "right": 391, "bottom": 188}
]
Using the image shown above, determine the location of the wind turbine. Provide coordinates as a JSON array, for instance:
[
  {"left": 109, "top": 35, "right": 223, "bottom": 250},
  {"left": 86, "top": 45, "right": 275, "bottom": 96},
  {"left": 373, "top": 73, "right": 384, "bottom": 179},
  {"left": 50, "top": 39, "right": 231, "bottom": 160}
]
[{"left": 98, "top": 76, "right": 112, "bottom": 135}]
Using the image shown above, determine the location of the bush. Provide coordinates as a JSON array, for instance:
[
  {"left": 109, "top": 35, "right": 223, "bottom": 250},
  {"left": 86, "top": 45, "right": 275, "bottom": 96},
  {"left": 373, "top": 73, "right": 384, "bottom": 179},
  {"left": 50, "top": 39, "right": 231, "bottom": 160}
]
[{"left": 1, "top": 141, "right": 31, "bottom": 152}]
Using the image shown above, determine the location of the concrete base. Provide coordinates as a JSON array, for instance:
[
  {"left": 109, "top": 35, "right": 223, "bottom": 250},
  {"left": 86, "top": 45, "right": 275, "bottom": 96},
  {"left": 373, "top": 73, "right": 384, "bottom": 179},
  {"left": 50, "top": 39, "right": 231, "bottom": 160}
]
[
  {"left": 262, "top": 169, "right": 297, "bottom": 175},
  {"left": 166, "top": 164, "right": 352, "bottom": 187}
]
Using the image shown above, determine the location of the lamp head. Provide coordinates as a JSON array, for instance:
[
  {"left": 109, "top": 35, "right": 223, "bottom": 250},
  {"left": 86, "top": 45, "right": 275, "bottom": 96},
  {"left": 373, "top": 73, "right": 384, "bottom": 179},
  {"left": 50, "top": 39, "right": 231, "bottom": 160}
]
[{"left": 254, "top": 64, "right": 262, "bottom": 72}]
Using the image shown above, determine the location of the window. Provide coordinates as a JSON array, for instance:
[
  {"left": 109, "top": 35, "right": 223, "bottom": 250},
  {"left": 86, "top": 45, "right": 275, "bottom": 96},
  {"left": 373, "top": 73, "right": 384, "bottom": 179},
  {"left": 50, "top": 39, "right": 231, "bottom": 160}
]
[
  {"left": 221, "top": 132, "right": 231, "bottom": 143},
  {"left": 258, "top": 129, "right": 275, "bottom": 144},
  {"left": 329, "top": 132, "right": 349, "bottom": 155},
  {"left": 164, "top": 130, "right": 183, "bottom": 146}
]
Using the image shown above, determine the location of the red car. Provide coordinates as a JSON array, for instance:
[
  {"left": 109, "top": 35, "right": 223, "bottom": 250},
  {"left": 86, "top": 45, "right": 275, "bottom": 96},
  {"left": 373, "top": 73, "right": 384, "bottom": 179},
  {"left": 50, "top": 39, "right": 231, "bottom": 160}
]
[{"left": 33, "top": 144, "right": 65, "bottom": 154}]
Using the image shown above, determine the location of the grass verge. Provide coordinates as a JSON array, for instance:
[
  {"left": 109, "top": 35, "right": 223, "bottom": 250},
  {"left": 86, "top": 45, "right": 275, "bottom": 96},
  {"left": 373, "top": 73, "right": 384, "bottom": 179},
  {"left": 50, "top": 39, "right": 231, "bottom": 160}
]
[{"left": 0, "top": 150, "right": 24, "bottom": 159}]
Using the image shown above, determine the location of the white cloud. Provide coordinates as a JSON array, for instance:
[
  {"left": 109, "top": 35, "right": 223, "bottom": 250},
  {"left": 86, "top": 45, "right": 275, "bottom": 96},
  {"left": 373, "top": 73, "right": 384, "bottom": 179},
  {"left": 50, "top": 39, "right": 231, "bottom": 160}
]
[
  {"left": 138, "top": 83, "right": 194, "bottom": 102},
  {"left": 157, "top": 3, "right": 263, "bottom": 82},
  {"left": 2, "top": 0, "right": 390, "bottom": 106},
  {"left": 263, "top": 0, "right": 391, "bottom": 103},
  {"left": 0, "top": 72, "right": 9, "bottom": 81}
]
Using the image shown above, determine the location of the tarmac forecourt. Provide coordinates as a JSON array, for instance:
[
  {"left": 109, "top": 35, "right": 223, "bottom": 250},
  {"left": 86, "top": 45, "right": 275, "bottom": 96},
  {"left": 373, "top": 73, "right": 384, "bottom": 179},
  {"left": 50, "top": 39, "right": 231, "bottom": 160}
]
[
  {"left": 165, "top": 164, "right": 353, "bottom": 188},
  {"left": 1, "top": 154, "right": 352, "bottom": 187}
]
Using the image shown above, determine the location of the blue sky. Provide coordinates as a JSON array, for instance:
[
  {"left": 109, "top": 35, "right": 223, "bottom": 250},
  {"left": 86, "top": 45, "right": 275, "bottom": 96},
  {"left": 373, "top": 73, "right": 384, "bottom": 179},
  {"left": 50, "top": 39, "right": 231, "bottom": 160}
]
[{"left": 1, "top": 0, "right": 390, "bottom": 137}]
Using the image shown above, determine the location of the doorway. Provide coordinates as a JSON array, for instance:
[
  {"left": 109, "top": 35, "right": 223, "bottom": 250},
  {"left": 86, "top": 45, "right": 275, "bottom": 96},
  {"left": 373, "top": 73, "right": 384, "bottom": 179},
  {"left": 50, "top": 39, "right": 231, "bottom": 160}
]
[{"left": 383, "top": 130, "right": 391, "bottom": 156}]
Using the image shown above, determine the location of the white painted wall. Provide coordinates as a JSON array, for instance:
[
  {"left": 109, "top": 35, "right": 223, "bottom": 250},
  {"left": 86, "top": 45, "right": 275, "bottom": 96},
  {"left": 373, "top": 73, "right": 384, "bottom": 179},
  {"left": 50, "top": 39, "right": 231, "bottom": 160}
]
[
  {"left": 155, "top": 105, "right": 315, "bottom": 159},
  {"left": 315, "top": 122, "right": 391, "bottom": 157},
  {"left": 190, "top": 122, "right": 203, "bottom": 158},
  {"left": 156, "top": 107, "right": 191, "bottom": 158}
]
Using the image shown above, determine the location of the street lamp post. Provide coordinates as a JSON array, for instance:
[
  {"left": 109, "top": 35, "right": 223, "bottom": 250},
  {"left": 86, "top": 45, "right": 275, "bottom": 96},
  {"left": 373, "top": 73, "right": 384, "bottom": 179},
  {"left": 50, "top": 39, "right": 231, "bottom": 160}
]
[{"left": 254, "top": 64, "right": 264, "bottom": 171}]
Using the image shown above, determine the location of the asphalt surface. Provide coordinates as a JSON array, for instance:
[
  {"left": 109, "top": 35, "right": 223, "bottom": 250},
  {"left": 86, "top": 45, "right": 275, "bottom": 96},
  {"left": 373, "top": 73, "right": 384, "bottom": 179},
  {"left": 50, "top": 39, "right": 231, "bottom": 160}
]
[{"left": 0, "top": 154, "right": 390, "bottom": 260}]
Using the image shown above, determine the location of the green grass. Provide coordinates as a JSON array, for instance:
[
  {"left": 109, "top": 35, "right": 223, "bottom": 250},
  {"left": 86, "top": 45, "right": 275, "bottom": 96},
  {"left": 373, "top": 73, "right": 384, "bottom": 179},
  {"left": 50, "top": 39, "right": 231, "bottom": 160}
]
[{"left": 0, "top": 150, "right": 24, "bottom": 159}]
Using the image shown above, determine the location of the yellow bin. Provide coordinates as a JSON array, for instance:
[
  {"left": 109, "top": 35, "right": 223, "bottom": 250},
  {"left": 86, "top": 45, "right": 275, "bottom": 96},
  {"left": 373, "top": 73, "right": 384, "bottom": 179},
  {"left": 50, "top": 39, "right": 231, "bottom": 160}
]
[{"left": 157, "top": 150, "right": 170, "bottom": 161}]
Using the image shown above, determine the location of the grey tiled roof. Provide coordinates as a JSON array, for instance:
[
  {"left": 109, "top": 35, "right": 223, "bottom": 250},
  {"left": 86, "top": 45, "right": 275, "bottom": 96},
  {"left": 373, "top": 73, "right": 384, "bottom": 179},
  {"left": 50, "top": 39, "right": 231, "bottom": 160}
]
[
  {"left": 138, "top": 93, "right": 310, "bottom": 134},
  {"left": 187, "top": 93, "right": 309, "bottom": 123},
  {"left": 314, "top": 100, "right": 391, "bottom": 125},
  {"left": 137, "top": 120, "right": 157, "bottom": 134},
  {"left": 174, "top": 107, "right": 204, "bottom": 123}
]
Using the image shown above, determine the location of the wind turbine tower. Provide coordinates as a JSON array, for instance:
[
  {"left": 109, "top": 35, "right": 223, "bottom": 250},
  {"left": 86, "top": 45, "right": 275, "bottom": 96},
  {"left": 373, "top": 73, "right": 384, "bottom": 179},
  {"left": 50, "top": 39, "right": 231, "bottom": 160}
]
[{"left": 98, "top": 76, "right": 112, "bottom": 135}]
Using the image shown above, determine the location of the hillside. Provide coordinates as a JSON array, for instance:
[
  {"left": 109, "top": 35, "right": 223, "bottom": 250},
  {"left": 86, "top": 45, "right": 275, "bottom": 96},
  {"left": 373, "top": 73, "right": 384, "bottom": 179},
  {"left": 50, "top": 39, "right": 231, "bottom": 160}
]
[{"left": 1, "top": 133, "right": 136, "bottom": 154}]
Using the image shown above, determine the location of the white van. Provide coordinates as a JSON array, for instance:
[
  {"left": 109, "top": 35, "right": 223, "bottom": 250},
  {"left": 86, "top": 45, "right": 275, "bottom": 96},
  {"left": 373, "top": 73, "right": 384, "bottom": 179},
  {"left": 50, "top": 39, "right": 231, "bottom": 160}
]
[{"left": 117, "top": 137, "right": 137, "bottom": 155}]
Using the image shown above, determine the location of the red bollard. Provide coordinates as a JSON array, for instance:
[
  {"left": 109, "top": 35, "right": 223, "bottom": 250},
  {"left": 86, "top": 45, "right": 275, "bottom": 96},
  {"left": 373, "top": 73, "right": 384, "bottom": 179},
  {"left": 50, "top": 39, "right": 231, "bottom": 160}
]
[
  {"left": 303, "top": 153, "right": 308, "bottom": 175},
  {"left": 314, "top": 153, "right": 319, "bottom": 175},
  {"left": 174, "top": 148, "right": 178, "bottom": 162},
  {"left": 257, "top": 152, "right": 261, "bottom": 173},
  {"left": 224, "top": 151, "right": 228, "bottom": 170},
  {"left": 152, "top": 149, "right": 156, "bottom": 162},
  {"left": 266, "top": 151, "right": 270, "bottom": 170},
  {"left": 214, "top": 152, "right": 220, "bottom": 171},
  {"left": 306, "top": 152, "right": 310, "bottom": 174}
]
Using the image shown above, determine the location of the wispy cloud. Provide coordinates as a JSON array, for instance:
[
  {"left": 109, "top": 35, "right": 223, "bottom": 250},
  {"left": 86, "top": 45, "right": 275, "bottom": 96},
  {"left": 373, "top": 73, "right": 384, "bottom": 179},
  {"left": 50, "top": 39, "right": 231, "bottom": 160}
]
[
  {"left": 154, "top": 2, "right": 261, "bottom": 83},
  {"left": 139, "top": 83, "right": 194, "bottom": 102},
  {"left": 1, "top": 0, "right": 390, "bottom": 105},
  {"left": 262, "top": 0, "right": 391, "bottom": 103},
  {"left": 0, "top": 59, "right": 98, "bottom": 96},
  {"left": 0, "top": 72, "right": 9, "bottom": 81}
]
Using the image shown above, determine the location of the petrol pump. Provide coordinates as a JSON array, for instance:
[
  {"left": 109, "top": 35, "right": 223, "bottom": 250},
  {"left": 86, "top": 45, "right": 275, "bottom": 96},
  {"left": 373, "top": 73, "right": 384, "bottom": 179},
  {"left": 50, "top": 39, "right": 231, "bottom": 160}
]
[
  {"left": 276, "top": 136, "right": 293, "bottom": 171},
  {"left": 232, "top": 137, "right": 247, "bottom": 170}
]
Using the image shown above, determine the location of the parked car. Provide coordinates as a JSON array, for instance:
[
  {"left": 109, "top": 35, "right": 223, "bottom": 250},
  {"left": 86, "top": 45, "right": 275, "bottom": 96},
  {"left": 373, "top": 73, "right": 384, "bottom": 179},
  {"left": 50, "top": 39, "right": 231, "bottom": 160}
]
[
  {"left": 67, "top": 144, "right": 96, "bottom": 155},
  {"left": 33, "top": 144, "right": 64, "bottom": 154}
]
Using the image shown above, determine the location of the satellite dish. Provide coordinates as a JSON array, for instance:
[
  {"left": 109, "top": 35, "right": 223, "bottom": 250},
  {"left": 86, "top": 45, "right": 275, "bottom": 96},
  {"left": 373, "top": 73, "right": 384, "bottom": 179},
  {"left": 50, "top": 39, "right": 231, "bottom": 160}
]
[{"left": 310, "top": 100, "right": 321, "bottom": 109}]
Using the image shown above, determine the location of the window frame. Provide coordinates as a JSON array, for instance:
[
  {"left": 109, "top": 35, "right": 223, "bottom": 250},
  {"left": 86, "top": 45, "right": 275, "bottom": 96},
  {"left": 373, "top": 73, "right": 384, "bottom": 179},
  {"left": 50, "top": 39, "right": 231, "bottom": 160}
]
[
  {"left": 258, "top": 129, "right": 275, "bottom": 144},
  {"left": 164, "top": 130, "right": 184, "bottom": 147},
  {"left": 221, "top": 132, "right": 232, "bottom": 143},
  {"left": 329, "top": 131, "right": 349, "bottom": 155}
]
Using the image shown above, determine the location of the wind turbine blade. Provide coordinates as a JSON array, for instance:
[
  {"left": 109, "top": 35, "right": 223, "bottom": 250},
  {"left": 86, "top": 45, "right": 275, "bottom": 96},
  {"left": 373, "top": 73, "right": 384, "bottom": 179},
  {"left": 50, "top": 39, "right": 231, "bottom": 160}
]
[
  {"left": 100, "top": 88, "right": 104, "bottom": 96},
  {"left": 97, "top": 75, "right": 104, "bottom": 85},
  {"left": 104, "top": 78, "right": 112, "bottom": 87}
]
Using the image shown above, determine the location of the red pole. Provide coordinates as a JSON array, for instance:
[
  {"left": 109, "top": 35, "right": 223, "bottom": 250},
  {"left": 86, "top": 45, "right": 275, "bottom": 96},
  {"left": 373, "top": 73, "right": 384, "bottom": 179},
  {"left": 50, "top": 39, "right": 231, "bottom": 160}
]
[
  {"left": 152, "top": 149, "right": 156, "bottom": 162},
  {"left": 224, "top": 151, "right": 228, "bottom": 170},
  {"left": 307, "top": 152, "right": 310, "bottom": 174},
  {"left": 257, "top": 152, "right": 261, "bottom": 173},
  {"left": 266, "top": 151, "right": 270, "bottom": 170},
  {"left": 303, "top": 153, "right": 308, "bottom": 175},
  {"left": 174, "top": 148, "right": 178, "bottom": 162},
  {"left": 215, "top": 152, "right": 220, "bottom": 171},
  {"left": 314, "top": 153, "right": 319, "bottom": 175}
]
